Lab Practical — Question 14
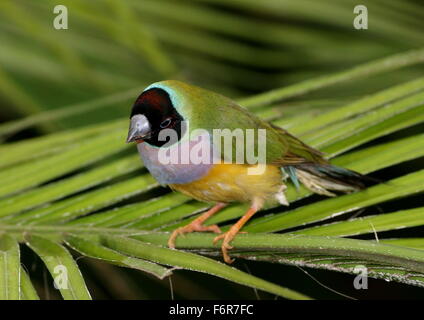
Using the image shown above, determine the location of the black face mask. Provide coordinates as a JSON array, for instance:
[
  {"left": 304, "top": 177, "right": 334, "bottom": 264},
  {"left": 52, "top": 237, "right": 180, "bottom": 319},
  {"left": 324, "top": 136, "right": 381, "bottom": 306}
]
[{"left": 130, "top": 88, "right": 185, "bottom": 147}]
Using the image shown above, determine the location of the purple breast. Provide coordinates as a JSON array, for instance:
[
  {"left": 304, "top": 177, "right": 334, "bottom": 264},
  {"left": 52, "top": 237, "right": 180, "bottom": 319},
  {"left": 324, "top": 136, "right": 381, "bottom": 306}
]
[{"left": 137, "top": 135, "right": 215, "bottom": 185}]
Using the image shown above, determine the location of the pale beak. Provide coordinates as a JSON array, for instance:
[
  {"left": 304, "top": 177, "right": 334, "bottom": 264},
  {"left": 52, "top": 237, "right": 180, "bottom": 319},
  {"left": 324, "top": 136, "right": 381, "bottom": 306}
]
[{"left": 126, "top": 114, "right": 152, "bottom": 143}]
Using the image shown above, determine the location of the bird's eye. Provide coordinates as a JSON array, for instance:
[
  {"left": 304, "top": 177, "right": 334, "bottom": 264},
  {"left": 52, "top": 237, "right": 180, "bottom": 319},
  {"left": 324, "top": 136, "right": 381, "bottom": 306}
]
[{"left": 160, "top": 118, "right": 172, "bottom": 128}]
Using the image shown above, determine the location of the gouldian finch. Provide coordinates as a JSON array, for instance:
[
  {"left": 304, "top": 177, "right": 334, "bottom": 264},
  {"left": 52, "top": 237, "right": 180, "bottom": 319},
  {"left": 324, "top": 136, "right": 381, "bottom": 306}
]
[{"left": 127, "top": 80, "right": 368, "bottom": 263}]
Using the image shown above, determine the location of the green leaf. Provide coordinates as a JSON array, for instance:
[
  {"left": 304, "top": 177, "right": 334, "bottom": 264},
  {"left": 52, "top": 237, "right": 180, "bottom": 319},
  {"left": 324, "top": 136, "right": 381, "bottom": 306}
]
[
  {"left": 331, "top": 133, "right": 424, "bottom": 171},
  {"left": 25, "top": 235, "right": 91, "bottom": 300},
  {"left": 0, "top": 155, "right": 141, "bottom": 217},
  {"left": 322, "top": 104, "right": 424, "bottom": 156},
  {"left": 382, "top": 238, "right": 424, "bottom": 250},
  {"left": 132, "top": 232, "right": 424, "bottom": 273},
  {"left": 291, "top": 76, "right": 424, "bottom": 135},
  {"left": 126, "top": 201, "right": 209, "bottom": 230},
  {"left": 132, "top": 232, "right": 424, "bottom": 281},
  {"left": 8, "top": 175, "right": 157, "bottom": 224},
  {"left": 71, "top": 192, "right": 190, "bottom": 227},
  {"left": 0, "top": 120, "right": 123, "bottom": 169},
  {"left": 304, "top": 91, "right": 424, "bottom": 148},
  {"left": 65, "top": 234, "right": 172, "bottom": 279},
  {"left": 100, "top": 234, "right": 311, "bottom": 300},
  {"left": 240, "top": 47, "right": 424, "bottom": 108},
  {"left": 0, "top": 234, "right": 20, "bottom": 300},
  {"left": 296, "top": 207, "right": 424, "bottom": 237},
  {"left": 0, "top": 91, "right": 137, "bottom": 139},
  {"left": 227, "top": 252, "right": 424, "bottom": 287},
  {"left": 20, "top": 267, "right": 39, "bottom": 300},
  {"left": 0, "top": 128, "right": 129, "bottom": 197},
  {"left": 245, "top": 170, "right": 424, "bottom": 233}
]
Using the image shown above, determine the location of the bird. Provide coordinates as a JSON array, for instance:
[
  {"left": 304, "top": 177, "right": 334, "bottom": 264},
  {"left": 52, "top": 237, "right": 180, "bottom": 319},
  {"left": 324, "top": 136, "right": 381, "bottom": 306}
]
[{"left": 126, "top": 80, "right": 369, "bottom": 263}]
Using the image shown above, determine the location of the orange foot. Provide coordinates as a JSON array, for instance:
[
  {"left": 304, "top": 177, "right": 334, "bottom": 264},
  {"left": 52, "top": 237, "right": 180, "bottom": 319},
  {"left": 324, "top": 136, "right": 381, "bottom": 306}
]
[
  {"left": 213, "top": 230, "right": 247, "bottom": 264},
  {"left": 168, "top": 221, "right": 221, "bottom": 248},
  {"left": 167, "top": 203, "right": 226, "bottom": 249},
  {"left": 213, "top": 205, "right": 258, "bottom": 263}
]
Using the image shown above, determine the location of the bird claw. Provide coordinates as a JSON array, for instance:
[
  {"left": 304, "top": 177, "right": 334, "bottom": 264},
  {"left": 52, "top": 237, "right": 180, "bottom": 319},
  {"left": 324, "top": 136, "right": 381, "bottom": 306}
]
[
  {"left": 168, "top": 222, "right": 222, "bottom": 249},
  {"left": 213, "top": 230, "right": 247, "bottom": 263}
]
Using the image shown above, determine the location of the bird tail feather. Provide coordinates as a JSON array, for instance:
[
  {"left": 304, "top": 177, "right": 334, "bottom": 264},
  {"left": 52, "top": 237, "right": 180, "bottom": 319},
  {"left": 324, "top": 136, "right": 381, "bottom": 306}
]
[{"left": 288, "top": 164, "right": 372, "bottom": 197}]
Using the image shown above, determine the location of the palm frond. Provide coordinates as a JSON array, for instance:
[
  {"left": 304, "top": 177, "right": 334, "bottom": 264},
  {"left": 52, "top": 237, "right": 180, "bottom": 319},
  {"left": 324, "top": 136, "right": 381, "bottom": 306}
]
[{"left": 0, "top": 0, "right": 423, "bottom": 299}]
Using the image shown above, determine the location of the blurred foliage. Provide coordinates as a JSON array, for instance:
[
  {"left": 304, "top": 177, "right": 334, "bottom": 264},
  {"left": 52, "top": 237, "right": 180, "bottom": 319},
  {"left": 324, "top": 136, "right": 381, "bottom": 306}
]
[
  {"left": 1, "top": 0, "right": 424, "bottom": 130},
  {"left": 0, "top": 0, "right": 423, "bottom": 299}
]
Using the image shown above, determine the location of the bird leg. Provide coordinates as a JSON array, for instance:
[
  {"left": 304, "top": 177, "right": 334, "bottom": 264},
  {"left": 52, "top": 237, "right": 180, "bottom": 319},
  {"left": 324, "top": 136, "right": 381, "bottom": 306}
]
[
  {"left": 213, "top": 204, "right": 259, "bottom": 264},
  {"left": 168, "top": 202, "right": 227, "bottom": 248}
]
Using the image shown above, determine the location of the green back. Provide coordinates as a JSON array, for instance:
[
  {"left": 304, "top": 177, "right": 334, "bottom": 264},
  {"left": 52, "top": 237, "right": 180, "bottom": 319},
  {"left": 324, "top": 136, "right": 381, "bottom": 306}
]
[{"left": 147, "top": 80, "right": 324, "bottom": 165}]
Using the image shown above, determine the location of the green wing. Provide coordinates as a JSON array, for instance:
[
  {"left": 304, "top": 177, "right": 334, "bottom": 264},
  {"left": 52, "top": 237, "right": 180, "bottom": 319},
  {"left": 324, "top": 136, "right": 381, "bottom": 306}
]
[
  {"left": 195, "top": 98, "right": 326, "bottom": 166},
  {"left": 163, "top": 80, "right": 326, "bottom": 166},
  {"left": 268, "top": 123, "right": 327, "bottom": 166}
]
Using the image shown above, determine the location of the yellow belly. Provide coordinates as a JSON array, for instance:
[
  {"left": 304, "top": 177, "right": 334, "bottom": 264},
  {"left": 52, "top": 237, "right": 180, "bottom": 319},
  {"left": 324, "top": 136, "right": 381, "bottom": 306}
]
[{"left": 169, "top": 163, "right": 283, "bottom": 204}]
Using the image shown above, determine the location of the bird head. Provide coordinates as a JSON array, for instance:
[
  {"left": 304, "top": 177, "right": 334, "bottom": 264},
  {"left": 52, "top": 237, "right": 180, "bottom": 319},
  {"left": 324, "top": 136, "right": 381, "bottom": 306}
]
[{"left": 126, "top": 83, "right": 185, "bottom": 147}]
